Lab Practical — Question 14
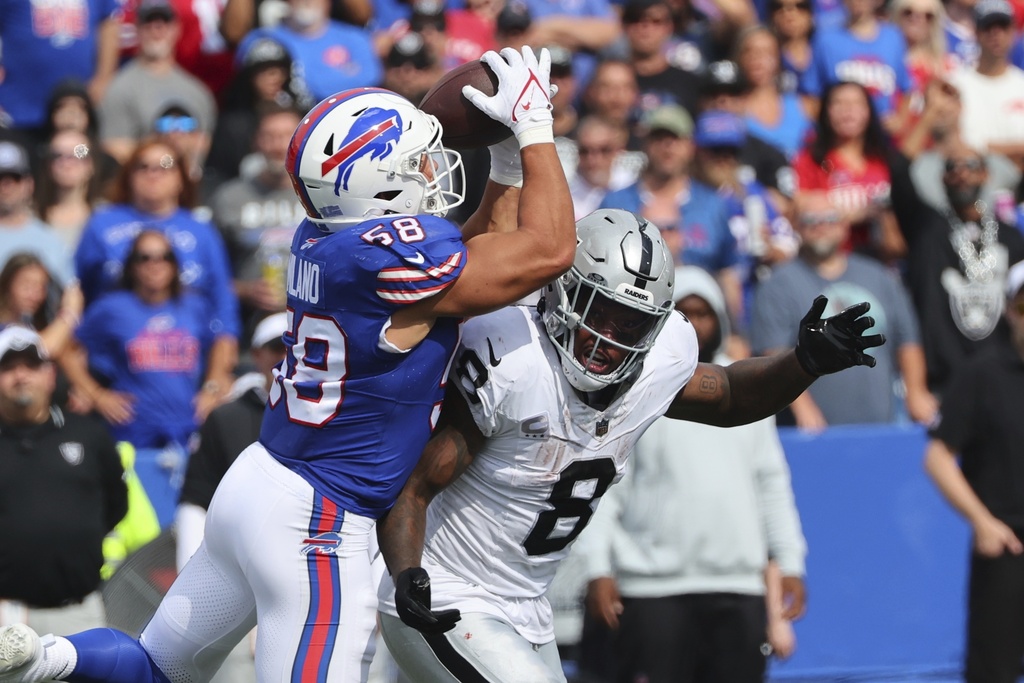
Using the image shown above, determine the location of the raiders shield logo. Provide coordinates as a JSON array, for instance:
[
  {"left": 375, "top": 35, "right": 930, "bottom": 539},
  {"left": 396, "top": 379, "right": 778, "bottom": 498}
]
[
  {"left": 596, "top": 419, "right": 609, "bottom": 437},
  {"left": 59, "top": 442, "right": 84, "bottom": 466}
]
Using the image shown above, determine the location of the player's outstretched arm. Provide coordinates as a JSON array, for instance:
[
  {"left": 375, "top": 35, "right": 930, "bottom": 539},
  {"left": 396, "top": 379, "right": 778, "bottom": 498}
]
[
  {"left": 432, "top": 47, "right": 575, "bottom": 317},
  {"left": 377, "top": 388, "right": 486, "bottom": 634},
  {"left": 666, "top": 296, "right": 886, "bottom": 426}
]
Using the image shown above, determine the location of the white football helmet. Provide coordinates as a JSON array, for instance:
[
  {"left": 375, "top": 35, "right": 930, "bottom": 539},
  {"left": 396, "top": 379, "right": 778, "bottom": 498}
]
[
  {"left": 540, "top": 209, "right": 675, "bottom": 392},
  {"left": 286, "top": 88, "right": 464, "bottom": 227}
]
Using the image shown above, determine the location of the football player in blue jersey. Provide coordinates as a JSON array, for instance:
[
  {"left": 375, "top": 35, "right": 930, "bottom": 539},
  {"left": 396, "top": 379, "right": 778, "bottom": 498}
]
[{"left": 0, "top": 46, "right": 576, "bottom": 683}]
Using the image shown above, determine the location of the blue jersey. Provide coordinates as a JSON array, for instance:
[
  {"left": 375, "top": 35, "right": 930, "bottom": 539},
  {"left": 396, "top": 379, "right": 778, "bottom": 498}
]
[
  {"left": 76, "top": 290, "right": 215, "bottom": 448},
  {"left": 801, "top": 23, "right": 911, "bottom": 117},
  {"left": 0, "top": 0, "right": 119, "bottom": 128},
  {"left": 74, "top": 204, "right": 240, "bottom": 338},
  {"left": 745, "top": 93, "right": 812, "bottom": 159},
  {"left": 600, "top": 180, "right": 739, "bottom": 272},
  {"left": 260, "top": 215, "right": 468, "bottom": 519},
  {"left": 240, "top": 23, "right": 382, "bottom": 103}
]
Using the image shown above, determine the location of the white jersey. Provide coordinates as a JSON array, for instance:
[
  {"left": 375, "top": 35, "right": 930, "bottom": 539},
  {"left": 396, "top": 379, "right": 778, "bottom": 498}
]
[{"left": 380, "top": 306, "right": 698, "bottom": 643}]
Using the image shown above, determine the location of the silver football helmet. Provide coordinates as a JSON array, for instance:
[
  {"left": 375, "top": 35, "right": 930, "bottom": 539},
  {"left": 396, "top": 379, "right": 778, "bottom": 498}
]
[{"left": 540, "top": 209, "right": 675, "bottom": 392}]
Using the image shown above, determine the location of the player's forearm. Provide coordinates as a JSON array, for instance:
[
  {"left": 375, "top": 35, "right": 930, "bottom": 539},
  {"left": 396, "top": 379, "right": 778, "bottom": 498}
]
[
  {"left": 515, "top": 144, "right": 576, "bottom": 280},
  {"left": 461, "top": 181, "right": 521, "bottom": 241},
  {"left": 717, "top": 352, "right": 815, "bottom": 426},
  {"left": 924, "top": 439, "right": 993, "bottom": 527},
  {"left": 377, "top": 496, "right": 429, "bottom": 580}
]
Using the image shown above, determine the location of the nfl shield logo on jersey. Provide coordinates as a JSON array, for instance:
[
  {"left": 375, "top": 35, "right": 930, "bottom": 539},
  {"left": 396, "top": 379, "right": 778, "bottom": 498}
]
[
  {"left": 60, "top": 442, "right": 84, "bottom": 466},
  {"left": 596, "top": 419, "right": 609, "bottom": 437}
]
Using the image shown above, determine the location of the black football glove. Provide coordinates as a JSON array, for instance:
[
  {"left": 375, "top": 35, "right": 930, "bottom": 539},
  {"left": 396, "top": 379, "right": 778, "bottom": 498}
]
[
  {"left": 395, "top": 567, "right": 461, "bottom": 634},
  {"left": 794, "top": 296, "right": 886, "bottom": 377}
]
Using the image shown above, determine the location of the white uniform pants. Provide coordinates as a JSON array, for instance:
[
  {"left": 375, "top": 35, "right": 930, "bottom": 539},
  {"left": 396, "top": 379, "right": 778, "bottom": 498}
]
[
  {"left": 379, "top": 612, "right": 565, "bottom": 683},
  {"left": 140, "top": 442, "right": 379, "bottom": 683}
]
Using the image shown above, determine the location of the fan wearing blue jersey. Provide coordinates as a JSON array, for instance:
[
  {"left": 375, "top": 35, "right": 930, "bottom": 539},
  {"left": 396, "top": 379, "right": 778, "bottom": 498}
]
[
  {"left": 0, "top": 47, "right": 576, "bottom": 683},
  {"left": 800, "top": 0, "right": 913, "bottom": 125}
]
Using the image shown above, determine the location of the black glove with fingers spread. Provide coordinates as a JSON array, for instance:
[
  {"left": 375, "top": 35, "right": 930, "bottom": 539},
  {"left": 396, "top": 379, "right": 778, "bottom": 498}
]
[
  {"left": 795, "top": 296, "right": 886, "bottom": 377},
  {"left": 395, "top": 567, "right": 461, "bottom": 634}
]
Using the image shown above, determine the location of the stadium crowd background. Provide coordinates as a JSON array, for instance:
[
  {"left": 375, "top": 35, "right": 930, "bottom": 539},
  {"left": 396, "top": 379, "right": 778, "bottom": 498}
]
[{"left": 1, "top": 0, "right": 1024, "bottom": 678}]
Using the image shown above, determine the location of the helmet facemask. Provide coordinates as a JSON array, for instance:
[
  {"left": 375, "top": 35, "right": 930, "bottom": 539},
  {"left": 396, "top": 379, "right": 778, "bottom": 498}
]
[
  {"left": 545, "top": 270, "right": 673, "bottom": 392},
  {"left": 541, "top": 208, "right": 676, "bottom": 393}
]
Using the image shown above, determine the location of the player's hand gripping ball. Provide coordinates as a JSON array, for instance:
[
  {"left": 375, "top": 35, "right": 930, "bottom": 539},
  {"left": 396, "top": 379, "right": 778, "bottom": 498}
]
[{"left": 420, "top": 47, "right": 556, "bottom": 149}]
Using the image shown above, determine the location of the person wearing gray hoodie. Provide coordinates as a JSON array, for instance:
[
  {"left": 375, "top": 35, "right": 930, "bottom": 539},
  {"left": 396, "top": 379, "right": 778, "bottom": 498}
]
[{"left": 576, "top": 266, "right": 808, "bottom": 683}]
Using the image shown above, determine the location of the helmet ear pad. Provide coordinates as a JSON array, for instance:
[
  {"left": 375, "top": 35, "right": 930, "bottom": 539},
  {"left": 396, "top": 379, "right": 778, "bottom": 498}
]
[
  {"left": 286, "top": 88, "right": 465, "bottom": 228},
  {"left": 541, "top": 209, "right": 676, "bottom": 392}
]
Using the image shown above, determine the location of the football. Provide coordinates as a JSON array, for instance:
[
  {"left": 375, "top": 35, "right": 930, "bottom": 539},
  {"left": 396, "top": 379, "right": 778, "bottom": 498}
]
[{"left": 419, "top": 60, "right": 512, "bottom": 149}]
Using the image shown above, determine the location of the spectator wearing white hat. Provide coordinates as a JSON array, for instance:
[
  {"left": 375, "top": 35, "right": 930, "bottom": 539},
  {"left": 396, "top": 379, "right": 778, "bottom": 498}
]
[{"left": 925, "top": 258, "right": 1024, "bottom": 683}]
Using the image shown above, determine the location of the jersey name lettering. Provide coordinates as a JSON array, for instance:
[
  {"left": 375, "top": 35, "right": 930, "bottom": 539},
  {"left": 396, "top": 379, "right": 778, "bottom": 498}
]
[{"left": 287, "top": 255, "right": 323, "bottom": 305}]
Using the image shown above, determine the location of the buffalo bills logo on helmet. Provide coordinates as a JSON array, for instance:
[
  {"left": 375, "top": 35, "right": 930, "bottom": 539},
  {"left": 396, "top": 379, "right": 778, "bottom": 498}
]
[
  {"left": 300, "top": 531, "right": 344, "bottom": 556},
  {"left": 320, "top": 107, "right": 403, "bottom": 196}
]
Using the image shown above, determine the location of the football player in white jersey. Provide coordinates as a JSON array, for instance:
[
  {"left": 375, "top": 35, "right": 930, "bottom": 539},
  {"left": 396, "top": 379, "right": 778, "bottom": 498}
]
[{"left": 375, "top": 208, "right": 886, "bottom": 683}]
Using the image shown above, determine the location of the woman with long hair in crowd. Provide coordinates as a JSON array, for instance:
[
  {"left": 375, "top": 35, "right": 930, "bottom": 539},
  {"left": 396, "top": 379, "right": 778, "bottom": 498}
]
[
  {"left": 74, "top": 139, "right": 240, "bottom": 411},
  {"left": 793, "top": 81, "right": 907, "bottom": 262},
  {"left": 37, "top": 80, "right": 119, "bottom": 185},
  {"left": 736, "top": 24, "right": 812, "bottom": 159},
  {"left": 34, "top": 129, "right": 104, "bottom": 249},
  {"left": 63, "top": 230, "right": 224, "bottom": 528},
  {"left": 204, "top": 37, "right": 313, "bottom": 191},
  {"left": 0, "top": 252, "right": 83, "bottom": 358},
  {"left": 888, "top": 0, "right": 956, "bottom": 157}
]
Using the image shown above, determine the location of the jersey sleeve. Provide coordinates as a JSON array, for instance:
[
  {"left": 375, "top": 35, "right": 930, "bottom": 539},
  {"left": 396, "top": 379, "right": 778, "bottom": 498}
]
[
  {"left": 657, "top": 311, "right": 700, "bottom": 391},
  {"left": 450, "top": 308, "right": 537, "bottom": 437},
  {"left": 372, "top": 215, "right": 468, "bottom": 305}
]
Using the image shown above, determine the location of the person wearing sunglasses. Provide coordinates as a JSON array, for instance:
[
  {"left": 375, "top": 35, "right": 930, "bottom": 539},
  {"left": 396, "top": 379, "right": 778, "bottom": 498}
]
[
  {"left": 151, "top": 103, "right": 209, "bottom": 187},
  {"left": 568, "top": 115, "right": 638, "bottom": 220},
  {"left": 61, "top": 230, "right": 225, "bottom": 529},
  {"left": 924, "top": 257, "right": 1024, "bottom": 683},
  {"left": 98, "top": 0, "right": 216, "bottom": 167},
  {"left": 886, "top": 0, "right": 954, "bottom": 148},
  {"left": 902, "top": 142, "right": 1024, "bottom": 395},
  {"left": 752, "top": 190, "right": 934, "bottom": 430},
  {"left": 73, "top": 139, "right": 240, "bottom": 414}
]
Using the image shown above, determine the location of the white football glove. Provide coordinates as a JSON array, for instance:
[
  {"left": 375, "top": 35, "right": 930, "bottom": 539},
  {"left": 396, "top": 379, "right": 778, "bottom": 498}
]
[{"left": 463, "top": 46, "right": 554, "bottom": 149}]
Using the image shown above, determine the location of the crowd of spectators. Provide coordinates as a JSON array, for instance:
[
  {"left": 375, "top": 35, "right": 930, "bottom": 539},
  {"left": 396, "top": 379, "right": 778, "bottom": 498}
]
[{"left": 2, "top": 0, "right": 1024, "bottom": 674}]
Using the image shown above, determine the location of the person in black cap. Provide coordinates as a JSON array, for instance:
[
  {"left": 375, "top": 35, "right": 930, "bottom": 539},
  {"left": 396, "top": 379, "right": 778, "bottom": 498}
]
[
  {"left": 383, "top": 32, "right": 442, "bottom": 104},
  {"left": 0, "top": 325, "right": 127, "bottom": 638},
  {"left": 496, "top": 1, "right": 533, "bottom": 49}
]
